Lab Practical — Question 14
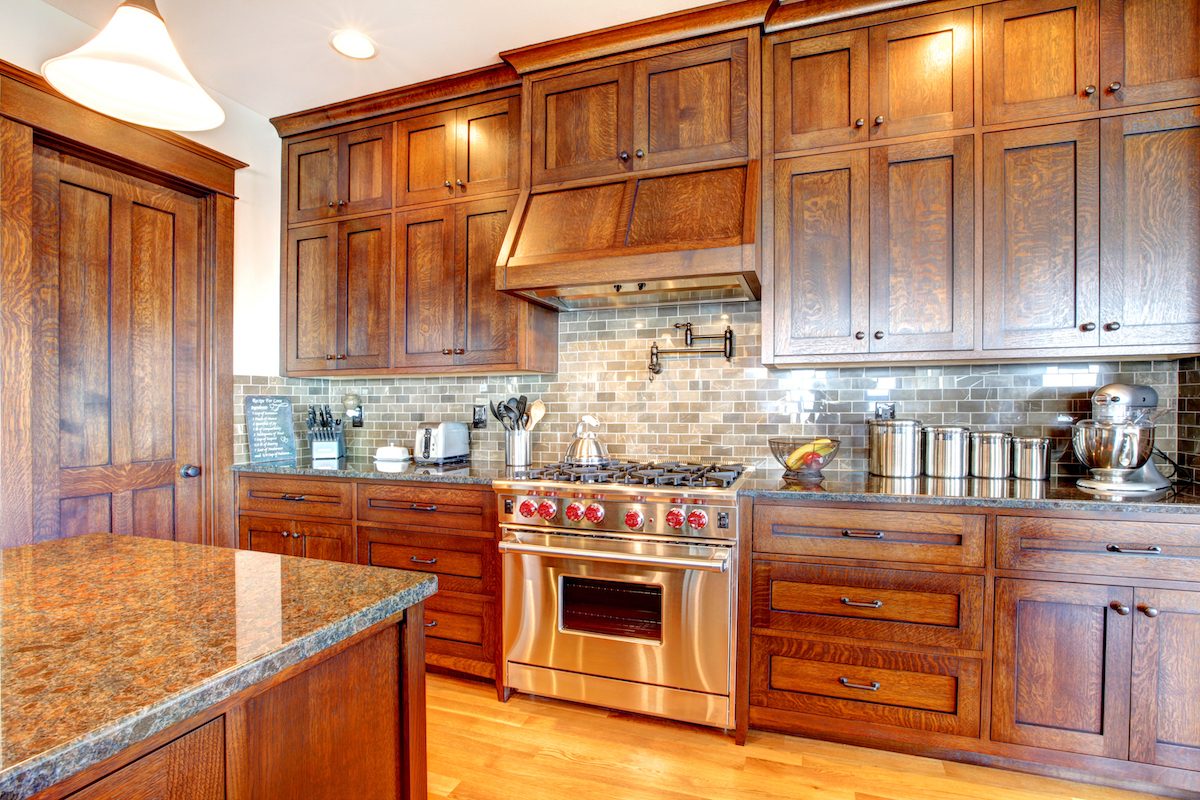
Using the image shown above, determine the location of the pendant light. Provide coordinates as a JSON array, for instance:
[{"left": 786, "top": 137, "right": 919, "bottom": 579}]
[{"left": 41, "top": 0, "right": 224, "bottom": 131}]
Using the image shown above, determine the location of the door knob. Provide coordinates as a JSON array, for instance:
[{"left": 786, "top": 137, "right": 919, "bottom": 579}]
[
  {"left": 1110, "top": 601, "right": 1131, "bottom": 615},
  {"left": 442, "top": 349, "right": 452, "bottom": 355},
  {"left": 874, "top": 331, "right": 884, "bottom": 340},
  {"left": 855, "top": 331, "right": 866, "bottom": 340},
  {"left": 1140, "top": 605, "right": 1160, "bottom": 617},
  {"left": 1105, "top": 322, "right": 1121, "bottom": 331},
  {"left": 337, "top": 200, "right": 346, "bottom": 206},
  {"left": 1084, "top": 85, "right": 1097, "bottom": 96},
  {"left": 456, "top": 179, "right": 464, "bottom": 187},
  {"left": 619, "top": 151, "right": 630, "bottom": 161},
  {"left": 635, "top": 149, "right": 644, "bottom": 158},
  {"left": 325, "top": 354, "right": 336, "bottom": 360},
  {"left": 180, "top": 464, "right": 201, "bottom": 478},
  {"left": 327, "top": 201, "right": 335, "bottom": 207},
  {"left": 874, "top": 116, "right": 884, "bottom": 125},
  {"left": 1081, "top": 322, "right": 1096, "bottom": 332},
  {"left": 444, "top": 180, "right": 452, "bottom": 189},
  {"left": 855, "top": 118, "right": 865, "bottom": 128},
  {"left": 453, "top": 348, "right": 465, "bottom": 354},
  {"left": 1108, "top": 81, "right": 1123, "bottom": 92}
]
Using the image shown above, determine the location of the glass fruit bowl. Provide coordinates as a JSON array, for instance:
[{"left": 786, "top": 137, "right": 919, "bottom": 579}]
[{"left": 769, "top": 437, "right": 840, "bottom": 477}]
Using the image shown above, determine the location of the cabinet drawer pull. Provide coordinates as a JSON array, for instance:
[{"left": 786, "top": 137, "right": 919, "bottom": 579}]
[
  {"left": 841, "top": 529, "right": 883, "bottom": 539},
  {"left": 1106, "top": 544, "right": 1162, "bottom": 555},
  {"left": 1108, "top": 81, "right": 1123, "bottom": 93},
  {"left": 839, "top": 677, "right": 880, "bottom": 691},
  {"left": 410, "top": 556, "right": 438, "bottom": 564},
  {"left": 280, "top": 494, "right": 307, "bottom": 501},
  {"left": 1140, "top": 605, "right": 1160, "bottom": 618},
  {"left": 1084, "top": 85, "right": 1097, "bottom": 96},
  {"left": 841, "top": 597, "right": 883, "bottom": 609},
  {"left": 426, "top": 620, "right": 438, "bottom": 627},
  {"left": 1110, "top": 601, "right": 1131, "bottom": 615},
  {"left": 409, "top": 503, "right": 437, "bottom": 512}
]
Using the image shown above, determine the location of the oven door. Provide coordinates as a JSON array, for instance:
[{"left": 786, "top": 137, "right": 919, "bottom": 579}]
[{"left": 499, "top": 528, "right": 732, "bottom": 696}]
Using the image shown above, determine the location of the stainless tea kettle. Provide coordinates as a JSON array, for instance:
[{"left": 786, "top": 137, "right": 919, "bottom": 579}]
[{"left": 563, "top": 414, "right": 610, "bottom": 465}]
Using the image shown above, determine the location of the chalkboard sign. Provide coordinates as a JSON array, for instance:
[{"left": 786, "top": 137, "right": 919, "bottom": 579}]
[{"left": 244, "top": 395, "right": 297, "bottom": 463}]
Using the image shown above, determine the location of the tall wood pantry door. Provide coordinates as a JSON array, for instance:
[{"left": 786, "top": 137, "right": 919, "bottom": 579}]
[{"left": 29, "top": 147, "right": 204, "bottom": 543}]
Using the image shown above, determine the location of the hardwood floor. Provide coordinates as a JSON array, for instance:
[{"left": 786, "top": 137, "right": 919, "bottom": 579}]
[{"left": 426, "top": 675, "right": 1159, "bottom": 800}]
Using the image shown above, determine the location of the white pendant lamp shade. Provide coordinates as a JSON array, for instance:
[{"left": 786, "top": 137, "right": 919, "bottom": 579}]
[{"left": 42, "top": 0, "right": 224, "bottom": 131}]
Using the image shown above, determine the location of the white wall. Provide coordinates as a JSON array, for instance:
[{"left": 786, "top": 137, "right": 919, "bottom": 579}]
[{"left": 0, "top": 0, "right": 283, "bottom": 376}]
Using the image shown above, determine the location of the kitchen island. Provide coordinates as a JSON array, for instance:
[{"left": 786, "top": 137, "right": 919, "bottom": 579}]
[{"left": 0, "top": 533, "right": 436, "bottom": 800}]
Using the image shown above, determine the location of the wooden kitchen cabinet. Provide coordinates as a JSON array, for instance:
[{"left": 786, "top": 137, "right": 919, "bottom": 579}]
[
  {"left": 64, "top": 719, "right": 224, "bottom": 800},
  {"left": 395, "top": 96, "right": 520, "bottom": 206},
  {"left": 1099, "top": 0, "right": 1200, "bottom": 109},
  {"left": 1129, "top": 588, "right": 1200, "bottom": 771},
  {"left": 772, "top": 30, "right": 868, "bottom": 152},
  {"left": 239, "top": 515, "right": 354, "bottom": 563},
  {"left": 286, "top": 124, "right": 392, "bottom": 224},
  {"left": 283, "top": 214, "right": 391, "bottom": 373},
  {"left": 531, "top": 36, "right": 749, "bottom": 185}
]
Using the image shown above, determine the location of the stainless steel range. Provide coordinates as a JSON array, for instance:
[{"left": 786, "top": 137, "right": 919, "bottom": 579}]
[{"left": 494, "top": 461, "right": 748, "bottom": 730}]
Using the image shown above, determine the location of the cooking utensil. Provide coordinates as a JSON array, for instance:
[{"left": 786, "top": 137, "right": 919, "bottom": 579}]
[
  {"left": 489, "top": 400, "right": 508, "bottom": 428},
  {"left": 517, "top": 395, "right": 527, "bottom": 423},
  {"left": 525, "top": 400, "right": 545, "bottom": 431},
  {"left": 506, "top": 404, "right": 522, "bottom": 431}
]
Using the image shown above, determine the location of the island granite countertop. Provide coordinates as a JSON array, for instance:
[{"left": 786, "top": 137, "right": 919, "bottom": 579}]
[{"left": 0, "top": 533, "right": 437, "bottom": 800}]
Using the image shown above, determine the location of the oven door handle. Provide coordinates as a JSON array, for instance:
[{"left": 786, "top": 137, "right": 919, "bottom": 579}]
[{"left": 498, "top": 535, "right": 729, "bottom": 573}]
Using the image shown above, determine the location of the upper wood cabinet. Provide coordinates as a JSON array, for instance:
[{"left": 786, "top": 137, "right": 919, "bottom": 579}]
[
  {"left": 770, "top": 10, "right": 972, "bottom": 153},
  {"left": 1099, "top": 0, "right": 1200, "bottom": 108},
  {"left": 531, "top": 38, "right": 750, "bottom": 185},
  {"left": 395, "top": 97, "right": 519, "bottom": 206},
  {"left": 284, "top": 214, "right": 391, "bottom": 372},
  {"left": 286, "top": 124, "right": 392, "bottom": 224}
]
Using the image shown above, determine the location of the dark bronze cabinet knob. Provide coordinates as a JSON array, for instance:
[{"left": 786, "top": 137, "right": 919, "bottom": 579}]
[
  {"left": 1108, "top": 81, "right": 1122, "bottom": 92},
  {"left": 1110, "top": 601, "right": 1131, "bottom": 615},
  {"left": 1105, "top": 322, "right": 1121, "bottom": 331},
  {"left": 444, "top": 180, "right": 452, "bottom": 188},
  {"left": 453, "top": 348, "right": 465, "bottom": 354},
  {"left": 874, "top": 331, "right": 884, "bottom": 340},
  {"left": 456, "top": 179, "right": 465, "bottom": 187},
  {"left": 635, "top": 149, "right": 644, "bottom": 158},
  {"left": 874, "top": 116, "right": 884, "bottom": 125},
  {"left": 855, "top": 331, "right": 866, "bottom": 340},
  {"left": 1084, "top": 85, "right": 1097, "bottom": 96},
  {"left": 180, "top": 464, "right": 201, "bottom": 478},
  {"left": 619, "top": 151, "right": 630, "bottom": 161},
  {"left": 1081, "top": 322, "right": 1097, "bottom": 332},
  {"left": 336, "top": 354, "right": 346, "bottom": 360},
  {"left": 337, "top": 200, "right": 346, "bottom": 206},
  {"left": 855, "top": 118, "right": 865, "bottom": 128},
  {"left": 1140, "top": 605, "right": 1160, "bottom": 617},
  {"left": 327, "top": 201, "right": 335, "bottom": 207},
  {"left": 442, "top": 348, "right": 452, "bottom": 355}
]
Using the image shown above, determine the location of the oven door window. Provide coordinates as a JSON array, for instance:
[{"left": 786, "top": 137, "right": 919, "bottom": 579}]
[{"left": 559, "top": 576, "right": 663, "bottom": 642}]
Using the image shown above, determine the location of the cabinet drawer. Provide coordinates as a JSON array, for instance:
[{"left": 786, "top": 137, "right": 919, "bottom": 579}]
[
  {"left": 424, "top": 593, "right": 496, "bottom": 676},
  {"left": 359, "top": 527, "right": 493, "bottom": 596},
  {"left": 425, "top": 594, "right": 484, "bottom": 646},
  {"left": 750, "top": 636, "right": 981, "bottom": 737},
  {"left": 238, "top": 476, "right": 352, "bottom": 519},
  {"left": 754, "top": 505, "right": 984, "bottom": 566},
  {"left": 358, "top": 483, "right": 491, "bottom": 534},
  {"left": 996, "top": 515, "right": 1200, "bottom": 581},
  {"left": 752, "top": 562, "right": 984, "bottom": 650}
]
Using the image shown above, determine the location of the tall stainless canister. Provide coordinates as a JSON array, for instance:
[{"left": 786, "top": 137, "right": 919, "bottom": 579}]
[
  {"left": 970, "top": 431, "right": 1012, "bottom": 478},
  {"left": 923, "top": 425, "right": 970, "bottom": 478},
  {"left": 1012, "top": 436, "right": 1052, "bottom": 480},
  {"left": 869, "top": 419, "right": 922, "bottom": 477}
]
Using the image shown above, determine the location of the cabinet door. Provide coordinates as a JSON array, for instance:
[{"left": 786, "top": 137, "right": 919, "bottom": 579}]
[
  {"left": 455, "top": 97, "right": 520, "bottom": 197},
  {"left": 869, "top": 9, "right": 973, "bottom": 139},
  {"left": 531, "top": 65, "right": 632, "bottom": 185},
  {"left": 284, "top": 223, "right": 338, "bottom": 372},
  {"left": 633, "top": 40, "right": 748, "bottom": 170},
  {"left": 772, "top": 151, "right": 870, "bottom": 356},
  {"left": 992, "top": 579, "right": 1132, "bottom": 758},
  {"left": 1100, "top": 107, "right": 1200, "bottom": 347},
  {"left": 394, "top": 206, "right": 457, "bottom": 368},
  {"left": 287, "top": 136, "right": 339, "bottom": 224},
  {"left": 455, "top": 196, "right": 519, "bottom": 367},
  {"left": 337, "top": 214, "right": 391, "bottom": 370},
  {"left": 983, "top": 0, "right": 1100, "bottom": 124},
  {"left": 339, "top": 124, "right": 392, "bottom": 215},
  {"left": 772, "top": 30, "right": 868, "bottom": 153},
  {"left": 396, "top": 110, "right": 457, "bottom": 206},
  {"left": 294, "top": 520, "right": 353, "bottom": 563},
  {"left": 240, "top": 515, "right": 295, "bottom": 557},
  {"left": 1100, "top": 0, "right": 1200, "bottom": 108},
  {"left": 983, "top": 121, "right": 1100, "bottom": 349},
  {"left": 869, "top": 136, "right": 974, "bottom": 352},
  {"left": 1130, "top": 588, "right": 1200, "bottom": 771},
  {"left": 68, "top": 719, "right": 224, "bottom": 800}
]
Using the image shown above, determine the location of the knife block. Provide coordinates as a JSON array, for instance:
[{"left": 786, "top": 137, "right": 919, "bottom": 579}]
[{"left": 309, "top": 430, "right": 345, "bottom": 460}]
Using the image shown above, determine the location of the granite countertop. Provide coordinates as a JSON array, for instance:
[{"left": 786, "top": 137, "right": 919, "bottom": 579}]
[
  {"left": 233, "top": 455, "right": 515, "bottom": 484},
  {"left": 743, "top": 470, "right": 1200, "bottom": 514},
  {"left": 0, "top": 533, "right": 437, "bottom": 799}
]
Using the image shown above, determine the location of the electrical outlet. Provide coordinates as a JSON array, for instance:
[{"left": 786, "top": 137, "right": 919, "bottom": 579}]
[{"left": 472, "top": 404, "right": 487, "bottom": 429}]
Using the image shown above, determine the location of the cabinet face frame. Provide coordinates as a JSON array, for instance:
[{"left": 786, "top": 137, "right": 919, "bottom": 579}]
[
  {"left": 772, "top": 29, "right": 869, "bottom": 153},
  {"left": 1099, "top": 0, "right": 1200, "bottom": 109},
  {"left": 1129, "top": 587, "right": 1200, "bottom": 771},
  {"left": 530, "top": 64, "right": 633, "bottom": 185}
]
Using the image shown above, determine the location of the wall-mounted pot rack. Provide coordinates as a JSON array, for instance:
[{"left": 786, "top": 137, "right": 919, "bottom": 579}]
[{"left": 648, "top": 323, "right": 734, "bottom": 381}]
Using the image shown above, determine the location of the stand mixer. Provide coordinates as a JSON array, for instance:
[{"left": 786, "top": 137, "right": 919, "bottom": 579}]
[{"left": 1072, "top": 383, "right": 1171, "bottom": 500}]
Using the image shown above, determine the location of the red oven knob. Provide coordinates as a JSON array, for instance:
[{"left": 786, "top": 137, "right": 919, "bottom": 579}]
[
  {"left": 565, "top": 502, "right": 585, "bottom": 522},
  {"left": 518, "top": 500, "right": 537, "bottom": 518},
  {"left": 624, "top": 510, "right": 644, "bottom": 529},
  {"left": 665, "top": 508, "right": 685, "bottom": 529},
  {"left": 584, "top": 504, "right": 605, "bottom": 523},
  {"left": 537, "top": 501, "right": 557, "bottom": 520},
  {"left": 687, "top": 509, "right": 709, "bottom": 529}
]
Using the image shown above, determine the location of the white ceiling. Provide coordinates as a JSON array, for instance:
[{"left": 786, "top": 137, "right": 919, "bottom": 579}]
[{"left": 40, "top": 0, "right": 701, "bottom": 120}]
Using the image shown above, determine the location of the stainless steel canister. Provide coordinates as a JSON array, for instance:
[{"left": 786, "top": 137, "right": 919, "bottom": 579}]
[
  {"left": 868, "top": 419, "right": 922, "bottom": 477},
  {"left": 970, "top": 431, "right": 1012, "bottom": 478},
  {"left": 1012, "top": 436, "right": 1052, "bottom": 480},
  {"left": 923, "top": 425, "right": 970, "bottom": 478}
]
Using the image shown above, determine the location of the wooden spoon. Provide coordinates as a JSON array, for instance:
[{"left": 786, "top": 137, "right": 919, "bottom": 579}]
[{"left": 525, "top": 399, "right": 545, "bottom": 431}]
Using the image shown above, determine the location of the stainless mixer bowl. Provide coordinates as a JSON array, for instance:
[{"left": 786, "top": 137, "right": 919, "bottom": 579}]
[{"left": 1072, "top": 419, "right": 1155, "bottom": 472}]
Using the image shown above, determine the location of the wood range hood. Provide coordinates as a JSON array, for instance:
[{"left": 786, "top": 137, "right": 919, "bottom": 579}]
[{"left": 494, "top": 161, "right": 760, "bottom": 311}]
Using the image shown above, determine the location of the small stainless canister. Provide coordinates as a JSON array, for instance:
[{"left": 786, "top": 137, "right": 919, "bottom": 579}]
[
  {"left": 923, "top": 425, "right": 970, "bottom": 478},
  {"left": 1012, "top": 436, "right": 1052, "bottom": 480},
  {"left": 868, "top": 419, "right": 923, "bottom": 477},
  {"left": 970, "top": 431, "right": 1012, "bottom": 478}
]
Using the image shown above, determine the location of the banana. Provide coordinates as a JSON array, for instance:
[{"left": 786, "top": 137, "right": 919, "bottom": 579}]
[{"left": 785, "top": 439, "right": 834, "bottom": 470}]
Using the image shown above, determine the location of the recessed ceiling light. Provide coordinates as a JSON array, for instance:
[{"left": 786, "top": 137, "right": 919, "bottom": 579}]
[{"left": 329, "top": 29, "right": 376, "bottom": 59}]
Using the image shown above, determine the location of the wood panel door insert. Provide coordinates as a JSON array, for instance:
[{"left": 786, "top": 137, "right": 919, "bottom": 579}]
[
  {"left": 531, "top": 64, "right": 633, "bottom": 185},
  {"left": 339, "top": 124, "right": 392, "bottom": 215},
  {"left": 869, "top": 135, "right": 974, "bottom": 352},
  {"left": 455, "top": 97, "right": 520, "bottom": 197},
  {"left": 286, "top": 136, "right": 338, "bottom": 223},
  {"left": 983, "top": 121, "right": 1100, "bottom": 349},
  {"left": 773, "top": 30, "right": 869, "bottom": 153},
  {"left": 1129, "top": 588, "right": 1200, "bottom": 771},
  {"left": 31, "top": 148, "right": 203, "bottom": 543},
  {"left": 337, "top": 214, "right": 391, "bottom": 370},
  {"left": 239, "top": 515, "right": 294, "bottom": 557},
  {"left": 397, "top": 111, "right": 457, "bottom": 207},
  {"left": 284, "top": 223, "right": 338, "bottom": 372},
  {"left": 1099, "top": 0, "right": 1200, "bottom": 109},
  {"left": 772, "top": 150, "right": 870, "bottom": 356},
  {"left": 1099, "top": 106, "right": 1200, "bottom": 348},
  {"left": 394, "top": 206, "right": 456, "bottom": 368},
  {"left": 455, "top": 196, "right": 518, "bottom": 367},
  {"left": 991, "top": 579, "right": 1132, "bottom": 759}
]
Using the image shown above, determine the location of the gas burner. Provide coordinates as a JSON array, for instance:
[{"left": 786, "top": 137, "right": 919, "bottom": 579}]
[{"left": 510, "top": 460, "right": 747, "bottom": 488}]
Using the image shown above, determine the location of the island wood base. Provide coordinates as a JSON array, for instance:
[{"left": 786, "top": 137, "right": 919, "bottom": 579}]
[{"left": 30, "top": 605, "right": 427, "bottom": 800}]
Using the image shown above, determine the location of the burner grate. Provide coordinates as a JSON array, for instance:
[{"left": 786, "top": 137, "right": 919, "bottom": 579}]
[{"left": 513, "top": 461, "right": 746, "bottom": 488}]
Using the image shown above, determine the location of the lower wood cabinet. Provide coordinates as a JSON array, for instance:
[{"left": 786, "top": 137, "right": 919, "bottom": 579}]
[
  {"left": 239, "top": 515, "right": 353, "bottom": 563},
  {"left": 65, "top": 719, "right": 224, "bottom": 800}
]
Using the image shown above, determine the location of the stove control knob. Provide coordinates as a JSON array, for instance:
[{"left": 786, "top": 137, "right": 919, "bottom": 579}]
[
  {"left": 624, "top": 510, "right": 644, "bottom": 529},
  {"left": 687, "top": 509, "right": 709, "bottom": 529},
  {"left": 565, "top": 502, "right": 585, "bottom": 522},
  {"left": 584, "top": 504, "right": 605, "bottom": 523},
  {"left": 518, "top": 500, "right": 537, "bottom": 518},
  {"left": 665, "top": 508, "right": 686, "bottom": 529},
  {"left": 537, "top": 501, "right": 557, "bottom": 520}
]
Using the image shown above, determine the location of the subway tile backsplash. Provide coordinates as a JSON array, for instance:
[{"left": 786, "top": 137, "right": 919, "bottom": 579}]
[{"left": 233, "top": 301, "right": 1183, "bottom": 479}]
